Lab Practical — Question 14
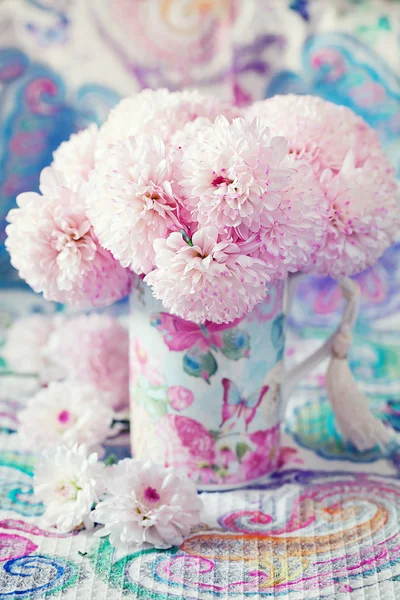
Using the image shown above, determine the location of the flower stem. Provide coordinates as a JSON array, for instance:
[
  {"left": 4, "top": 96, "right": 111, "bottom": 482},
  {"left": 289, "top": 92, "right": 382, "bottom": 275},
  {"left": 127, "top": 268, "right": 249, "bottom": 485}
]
[
  {"left": 0, "top": 371, "right": 37, "bottom": 379},
  {"left": 180, "top": 229, "right": 193, "bottom": 247}
]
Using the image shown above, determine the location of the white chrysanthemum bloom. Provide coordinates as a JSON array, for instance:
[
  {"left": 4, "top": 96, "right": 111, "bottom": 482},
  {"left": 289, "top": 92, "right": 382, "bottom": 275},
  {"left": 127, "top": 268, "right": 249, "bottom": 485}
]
[
  {"left": 18, "top": 381, "right": 114, "bottom": 452},
  {"left": 96, "top": 88, "right": 238, "bottom": 159},
  {"left": 6, "top": 167, "right": 131, "bottom": 307},
  {"left": 313, "top": 152, "right": 399, "bottom": 278},
  {"left": 144, "top": 226, "right": 271, "bottom": 324},
  {"left": 175, "top": 116, "right": 293, "bottom": 234},
  {"left": 52, "top": 124, "right": 98, "bottom": 188},
  {"left": 248, "top": 162, "right": 329, "bottom": 279},
  {"left": 87, "top": 133, "right": 181, "bottom": 275},
  {"left": 2, "top": 314, "right": 58, "bottom": 374},
  {"left": 91, "top": 459, "right": 202, "bottom": 550},
  {"left": 35, "top": 444, "right": 104, "bottom": 533}
]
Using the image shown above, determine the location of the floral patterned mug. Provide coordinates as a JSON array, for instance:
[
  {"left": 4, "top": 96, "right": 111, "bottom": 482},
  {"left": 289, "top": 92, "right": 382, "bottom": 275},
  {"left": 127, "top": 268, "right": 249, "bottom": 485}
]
[{"left": 129, "top": 275, "right": 355, "bottom": 490}]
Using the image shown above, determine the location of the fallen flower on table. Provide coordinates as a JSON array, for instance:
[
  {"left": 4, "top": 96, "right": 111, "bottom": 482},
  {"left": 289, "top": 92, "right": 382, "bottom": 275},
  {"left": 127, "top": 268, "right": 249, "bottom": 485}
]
[
  {"left": 34, "top": 444, "right": 104, "bottom": 533},
  {"left": 18, "top": 380, "right": 114, "bottom": 452},
  {"left": 91, "top": 459, "right": 203, "bottom": 550}
]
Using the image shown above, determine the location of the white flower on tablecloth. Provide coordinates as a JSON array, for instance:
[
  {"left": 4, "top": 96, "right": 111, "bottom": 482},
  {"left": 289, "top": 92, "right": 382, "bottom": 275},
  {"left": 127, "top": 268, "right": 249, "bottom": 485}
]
[
  {"left": 18, "top": 381, "right": 114, "bottom": 452},
  {"left": 34, "top": 444, "right": 104, "bottom": 533},
  {"left": 91, "top": 459, "right": 202, "bottom": 550}
]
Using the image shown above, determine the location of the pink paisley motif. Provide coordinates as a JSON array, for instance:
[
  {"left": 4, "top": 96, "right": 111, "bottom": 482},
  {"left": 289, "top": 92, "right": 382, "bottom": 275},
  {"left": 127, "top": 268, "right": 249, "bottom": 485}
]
[
  {"left": 247, "top": 281, "right": 284, "bottom": 323},
  {"left": 310, "top": 48, "right": 346, "bottom": 81},
  {"left": 25, "top": 78, "right": 61, "bottom": 116},
  {"left": 349, "top": 81, "right": 387, "bottom": 108},
  {"left": 9, "top": 131, "right": 46, "bottom": 157},
  {"left": 0, "top": 519, "right": 79, "bottom": 538},
  {"left": 0, "top": 533, "right": 37, "bottom": 562}
]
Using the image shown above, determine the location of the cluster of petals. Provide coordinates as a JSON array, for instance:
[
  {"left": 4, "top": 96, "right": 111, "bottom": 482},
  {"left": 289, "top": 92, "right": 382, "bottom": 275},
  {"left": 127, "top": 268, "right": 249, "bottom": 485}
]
[
  {"left": 145, "top": 226, "right": 271, "bottom": 324},
  {"left": 43, "top": 314, "right": 129, "bottom": 411},
  {"left": 91, "top": 459, "right": 202, "bottom": 550},
  {"left": 175, "top": 116, "right": 293, "bottom": 235},
  {"left": 247, "top": 95, "right": 399, "bottom": 278},
  {"left": 6, "top": 168, "right": 131, "bottom": 307},
  {"left": 96, "top": 88, "right": 239, "bottom": 158},
  {"left": 18, "top": 380, "right": 114, "bottom": 452},
  {"left": 86, "top": 133, "right": 181, "bottom": 275},
  {"left": 35, "top": 444, "right": 104, "bottom": 533},
  {"left": 6, "top": 89, "right": 398, "bottom": 322},
  {"left": 246, "top": 94, "right": 393, "bottom": 176},
  {"left": 313, "top": 152, "right": 399, "bottom": 277}
]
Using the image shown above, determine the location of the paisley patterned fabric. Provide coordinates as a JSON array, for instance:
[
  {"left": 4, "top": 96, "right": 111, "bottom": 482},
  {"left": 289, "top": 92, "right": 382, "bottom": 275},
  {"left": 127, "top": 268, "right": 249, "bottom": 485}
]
[{"left": 2, "top": 262, "right": 400, "bottom": 597}]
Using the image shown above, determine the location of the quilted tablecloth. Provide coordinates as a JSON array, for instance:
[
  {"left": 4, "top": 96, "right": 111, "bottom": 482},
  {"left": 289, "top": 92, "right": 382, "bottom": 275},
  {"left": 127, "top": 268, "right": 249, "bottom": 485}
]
[{"left": 1, "top": 259, "right": 400, "bottom": 599}]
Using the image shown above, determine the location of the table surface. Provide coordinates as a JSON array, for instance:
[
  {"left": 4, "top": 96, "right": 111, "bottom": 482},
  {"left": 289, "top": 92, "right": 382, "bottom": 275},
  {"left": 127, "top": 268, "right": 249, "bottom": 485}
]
[{"left": 1, "top": 275, "right": 400, "bottom": 599}]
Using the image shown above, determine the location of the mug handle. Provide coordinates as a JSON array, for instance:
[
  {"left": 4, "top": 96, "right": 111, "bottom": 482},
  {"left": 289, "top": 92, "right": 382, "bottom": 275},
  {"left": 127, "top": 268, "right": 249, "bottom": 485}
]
[{"left": 280, "top": 274, "right": 395, "bottom": 452}]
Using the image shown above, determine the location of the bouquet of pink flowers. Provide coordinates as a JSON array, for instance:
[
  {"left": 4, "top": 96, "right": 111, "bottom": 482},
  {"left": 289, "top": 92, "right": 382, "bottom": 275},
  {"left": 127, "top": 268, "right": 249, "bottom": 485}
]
[{"left": 6, "top": 90, "right": 399, "bottom": 323}]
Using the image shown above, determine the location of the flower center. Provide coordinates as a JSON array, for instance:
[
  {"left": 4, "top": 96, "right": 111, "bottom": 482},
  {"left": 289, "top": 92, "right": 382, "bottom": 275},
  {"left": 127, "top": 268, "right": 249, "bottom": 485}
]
[
  {"left": 54, "top": 480, "right": 80, "bottom": 500},
  {"left": 57, "top": 410, "right": 71, "bottom": 424},
  {"left": 144, "top": 486, "right": 161, "bottom": 503},
  {"left": 212, "top": 174, "right": 233, "bottom": 187}
]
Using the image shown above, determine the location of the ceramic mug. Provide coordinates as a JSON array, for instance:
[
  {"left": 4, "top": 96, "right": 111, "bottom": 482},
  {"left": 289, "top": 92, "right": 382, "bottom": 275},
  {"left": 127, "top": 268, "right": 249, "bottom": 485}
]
[{"left": 129, "top": 275, "right": 356, "bottom": 490}]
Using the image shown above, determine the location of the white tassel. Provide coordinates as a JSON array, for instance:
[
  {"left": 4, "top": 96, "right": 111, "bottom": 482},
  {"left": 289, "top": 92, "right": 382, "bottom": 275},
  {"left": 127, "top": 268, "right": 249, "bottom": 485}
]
[
  {"left": 283, "top": 274, "right": 397, "bottom": 452},
  {"left": 326, "top": 301, "right": 395, "bottom": 453}
]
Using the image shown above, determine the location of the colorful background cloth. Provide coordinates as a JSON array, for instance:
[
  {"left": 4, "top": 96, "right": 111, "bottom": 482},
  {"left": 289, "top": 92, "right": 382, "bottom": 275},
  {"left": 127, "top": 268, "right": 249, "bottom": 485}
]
[{"left": 0, "top": 0, "right": 400, "bottom": 597}]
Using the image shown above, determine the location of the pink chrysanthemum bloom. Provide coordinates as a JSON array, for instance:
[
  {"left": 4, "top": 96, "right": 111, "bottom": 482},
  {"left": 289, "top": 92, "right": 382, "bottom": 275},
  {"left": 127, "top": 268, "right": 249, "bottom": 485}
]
[
  {"left": 247, "top": 94, "right": 393, "bottom": 177},
  {"left": 91, "top": 458, "right": 202, "bottom": 550},
  {"left": 313, "top": 152, "right": 399, "bottom": 278},
  {"left": 43, "top": 314, "right": 129, "bottom": 412},
  {"left": 87, "top": 133, "right": 182, "bottom": 275},
  {"left": 246, "top": 162, "right": 329, "bottom": 279},
  {"left": 6, "top": 168, "right": 131, "bottom": 307},
  {"left": 52, "top": 124, "right": 98, "bottom": 187},
  {"left": 175, "top": 116, "right": 293, "bottom": 234},
  {"left": 96, "top": 88, "right": 238, "bottom": 159},
  {"left": 144, "top": 226, "right": 271, "bottom": 324}
]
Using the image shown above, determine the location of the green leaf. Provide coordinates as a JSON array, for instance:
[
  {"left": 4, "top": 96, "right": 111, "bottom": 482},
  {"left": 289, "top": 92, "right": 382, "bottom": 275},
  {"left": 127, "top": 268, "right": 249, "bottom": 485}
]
[
  {"left": 220, "top": 329, "right": 250, "bottom": 361},
  {"left": 183, "top": 348, "right": 218, "bottom": 380},
  {"left": 208, "top": 429, "right": 222, "bottom": 441},
  {"left": 236, "top": 442, "right": 251, "bottom": 462}
]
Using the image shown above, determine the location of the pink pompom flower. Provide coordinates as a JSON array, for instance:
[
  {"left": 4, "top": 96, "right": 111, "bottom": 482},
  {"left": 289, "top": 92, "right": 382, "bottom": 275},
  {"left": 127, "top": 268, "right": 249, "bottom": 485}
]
[
  {"left": 91, "top": 458, "right": 202, "bottom": 550},
  {"left": 43, "top": 314, "right": 129, "bottom": 411},
  {"left": 145, "top": 226, "right": 271, "bottom": 324},
  {"left": 96, "top": 88, "right": 239, "bottom": 158},
  {"left": 247, "top": 94, "right": 393, "bottom": 177},
  {"left": 6, "top": 167, "right": 131, "bottom": 307},
  {"left": 52, "top": 124, "right": 98, "bottom": 187},
  {"left": 312, "top": 152, "right": 399, "bottom": 278},
  {"left": 87, "top": 133, "right": 182, "bottom": 275},
  {"left": 175, "top": 116, "right": 293, "bottom": 235}
]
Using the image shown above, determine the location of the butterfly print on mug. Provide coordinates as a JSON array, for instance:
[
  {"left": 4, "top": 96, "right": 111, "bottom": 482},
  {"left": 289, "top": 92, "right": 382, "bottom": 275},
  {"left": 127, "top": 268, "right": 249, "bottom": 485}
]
[
  {"left": 220, "top": 379, "right": 270, "bottom": 431},
  {"left": 151, "top": 312, "right": 250, "bottom": 382}
]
